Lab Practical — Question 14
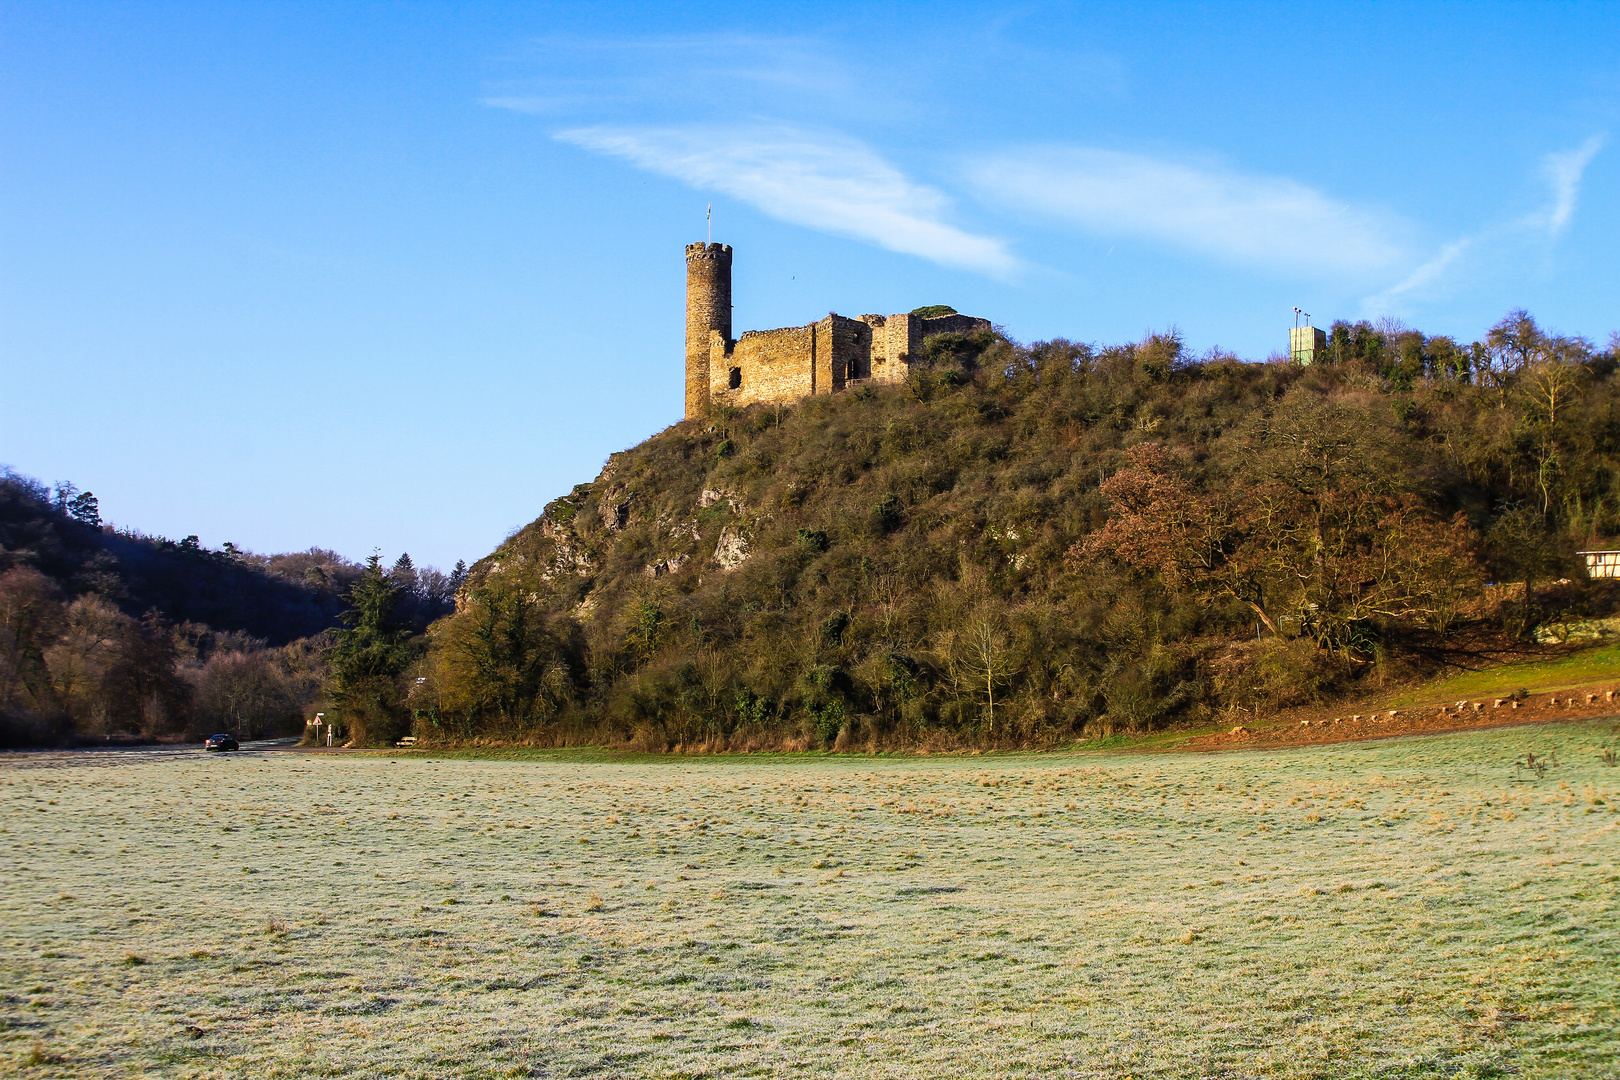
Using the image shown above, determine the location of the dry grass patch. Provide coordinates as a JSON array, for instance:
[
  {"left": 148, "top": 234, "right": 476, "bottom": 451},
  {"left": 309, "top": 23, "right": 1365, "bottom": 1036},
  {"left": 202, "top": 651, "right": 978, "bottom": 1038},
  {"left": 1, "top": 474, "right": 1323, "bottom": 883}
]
[{"left": 1, "top": 725, "right": 1617, "bottom": 1077}]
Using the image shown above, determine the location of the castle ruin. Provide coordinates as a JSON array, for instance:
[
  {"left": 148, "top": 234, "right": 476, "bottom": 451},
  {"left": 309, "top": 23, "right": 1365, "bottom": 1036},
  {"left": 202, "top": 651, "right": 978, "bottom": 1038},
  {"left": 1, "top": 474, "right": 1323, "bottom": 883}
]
[{"left": 684, "top": 242, "right": 991, "bottom": 420}]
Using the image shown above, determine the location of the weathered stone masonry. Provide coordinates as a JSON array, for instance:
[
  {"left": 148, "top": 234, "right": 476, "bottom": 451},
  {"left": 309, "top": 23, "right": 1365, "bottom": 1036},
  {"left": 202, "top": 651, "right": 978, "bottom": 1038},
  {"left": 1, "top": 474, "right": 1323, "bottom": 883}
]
[
  {"left": 682, "top": 241, "right": 990, "bottom": 420},
  {"left": 685, "top": 242, "right": 733, "bottom": 421}
]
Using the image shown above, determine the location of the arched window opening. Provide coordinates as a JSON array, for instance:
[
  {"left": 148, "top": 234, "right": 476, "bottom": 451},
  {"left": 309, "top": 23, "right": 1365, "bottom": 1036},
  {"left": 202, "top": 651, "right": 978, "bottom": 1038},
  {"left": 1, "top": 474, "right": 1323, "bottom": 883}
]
[{"left": 728, "top": 367, "right": 742, "bottom": 389}]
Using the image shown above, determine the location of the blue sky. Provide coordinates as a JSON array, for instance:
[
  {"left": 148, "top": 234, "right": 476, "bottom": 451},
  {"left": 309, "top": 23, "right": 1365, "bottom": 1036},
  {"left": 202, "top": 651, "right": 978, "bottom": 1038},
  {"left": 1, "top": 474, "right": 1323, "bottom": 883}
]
[{"left": 3, "top": 2, "right": 1616, "bottom": 571}]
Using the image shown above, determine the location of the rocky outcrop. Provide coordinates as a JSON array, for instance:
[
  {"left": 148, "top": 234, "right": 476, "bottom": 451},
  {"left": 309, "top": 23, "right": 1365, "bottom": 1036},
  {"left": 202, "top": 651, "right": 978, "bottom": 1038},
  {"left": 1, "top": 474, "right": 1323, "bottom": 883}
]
[
  {"left": 700, "top": 488, "right": 748, "bottom": 513},
  {"left": 713, "top": 527, "right": 751, "bottom": 571},
  {"left": 598, "top": 486, "right": 631, "bottom": 531},
  {"left": 1533, "top": 615, "right": 1620, "bottom": 643},
  {"left": 644, "top": 553, "right": 691, "bottom": 578}
]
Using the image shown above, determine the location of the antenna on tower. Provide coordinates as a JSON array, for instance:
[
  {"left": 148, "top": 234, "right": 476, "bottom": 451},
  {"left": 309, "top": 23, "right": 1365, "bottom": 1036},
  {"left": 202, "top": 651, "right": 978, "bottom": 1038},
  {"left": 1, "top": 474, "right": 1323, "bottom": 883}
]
[{"left": 1289, "top": 308, "right": 1323, "bottom": 365}]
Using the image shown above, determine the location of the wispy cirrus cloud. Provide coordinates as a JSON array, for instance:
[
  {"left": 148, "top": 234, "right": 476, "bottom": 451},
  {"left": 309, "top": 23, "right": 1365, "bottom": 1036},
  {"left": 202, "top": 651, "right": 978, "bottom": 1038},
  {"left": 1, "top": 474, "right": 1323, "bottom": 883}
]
[
  {"left": 480, "top": 33, "right": 874, "bottom": 121},
  {"left": 964, "top": 138, "right": 1607, "bottom": 317},
  {"left": 556, "top": 124, "right": 1018, "bottom": 276},
  {"left": 1366, "top": 135, "right": 1606, "bottom": 313},
  {"left": 964, "top": 146, "right": 1412, "bottom": 280},
  {"left": 1519, "top": 134, "right": 1605, "bottom": 239},
  {"left": 480, "top": 96, "right": 574, "bottom": 115}
]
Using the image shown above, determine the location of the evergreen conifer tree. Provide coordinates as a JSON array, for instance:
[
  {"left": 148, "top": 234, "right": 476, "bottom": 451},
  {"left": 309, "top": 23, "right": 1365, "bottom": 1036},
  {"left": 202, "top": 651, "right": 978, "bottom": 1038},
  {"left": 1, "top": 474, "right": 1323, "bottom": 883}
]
[
  {"left": 390, "top": 552, "right": 417, "bottom": 594},
  {"left": 66, "top": 491, "right": 100, "bottom": 527},
  {"left": 327, "top": 554, "right": 415, "bottom": 744}
]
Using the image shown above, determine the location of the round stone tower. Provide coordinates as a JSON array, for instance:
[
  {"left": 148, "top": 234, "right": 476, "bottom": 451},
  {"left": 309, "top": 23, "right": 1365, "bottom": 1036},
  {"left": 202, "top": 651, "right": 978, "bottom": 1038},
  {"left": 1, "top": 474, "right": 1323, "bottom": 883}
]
[{"left": 685, "top": 242, "right": 732, "bottom": 420}]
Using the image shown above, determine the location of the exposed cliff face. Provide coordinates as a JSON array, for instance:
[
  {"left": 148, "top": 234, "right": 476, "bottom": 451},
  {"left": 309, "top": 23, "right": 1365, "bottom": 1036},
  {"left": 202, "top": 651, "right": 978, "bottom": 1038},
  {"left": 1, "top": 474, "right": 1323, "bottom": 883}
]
[{"left": 465, "top": 437, "right": 761, "bottom": 612}]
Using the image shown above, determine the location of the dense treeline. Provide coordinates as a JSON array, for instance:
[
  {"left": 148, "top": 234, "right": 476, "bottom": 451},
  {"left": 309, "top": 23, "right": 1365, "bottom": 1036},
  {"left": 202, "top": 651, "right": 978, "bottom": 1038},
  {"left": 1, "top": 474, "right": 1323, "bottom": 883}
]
[
  {"left": 2, "top": 474, "right": 356, "bottom": 643},
  {"left": 393, "top": 310, "right": 1620, "bottom": 751},
  {"left": 0, "top": 470, "right": 460, "bottom": 745}
]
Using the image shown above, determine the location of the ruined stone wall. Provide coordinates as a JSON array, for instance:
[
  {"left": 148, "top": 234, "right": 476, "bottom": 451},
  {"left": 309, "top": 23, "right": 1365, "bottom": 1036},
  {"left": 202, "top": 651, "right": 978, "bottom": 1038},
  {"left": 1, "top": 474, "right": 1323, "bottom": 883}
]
[
  {"left": 821, "top": 315, "right": 873, "bottom": 388},
  {"left": 699, "top": 307, "right": 989, "bottom": 411},
  {"left": 709, "top": 324, "right": 816, "bottom": 408},
  {"left": 681, "top": 240, "right": 992, "bottom": 416},
  {"left": 919, "top": 313, "right": 992, "bottom": 338},
  {"left": 858, "top": 313, "right": 920, "bottom": 384},
  {"left": 685, "top": 243, "right": 732, "bottom": 420}
]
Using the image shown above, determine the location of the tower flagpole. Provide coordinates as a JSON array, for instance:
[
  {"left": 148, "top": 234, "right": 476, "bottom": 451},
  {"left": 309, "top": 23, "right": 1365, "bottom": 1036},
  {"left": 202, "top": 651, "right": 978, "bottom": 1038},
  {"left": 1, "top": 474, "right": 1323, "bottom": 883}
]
[{"left": 707, "top": 203, "right": 712, "bottom": 245}]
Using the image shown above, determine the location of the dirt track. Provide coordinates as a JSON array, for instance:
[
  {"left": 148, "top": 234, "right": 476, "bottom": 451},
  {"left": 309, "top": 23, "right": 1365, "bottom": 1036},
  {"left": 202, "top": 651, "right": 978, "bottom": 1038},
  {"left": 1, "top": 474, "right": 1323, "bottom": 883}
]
[{"left": 1188, "top": 684, "right": 1620, "bottom": 751}]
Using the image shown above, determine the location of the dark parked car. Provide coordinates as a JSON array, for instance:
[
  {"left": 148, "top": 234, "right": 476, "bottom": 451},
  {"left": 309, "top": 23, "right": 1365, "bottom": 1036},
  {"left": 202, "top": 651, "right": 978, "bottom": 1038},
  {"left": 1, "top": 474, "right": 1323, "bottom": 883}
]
[{"left": 204, "top": 734, "right": 239, "bottom": 752}]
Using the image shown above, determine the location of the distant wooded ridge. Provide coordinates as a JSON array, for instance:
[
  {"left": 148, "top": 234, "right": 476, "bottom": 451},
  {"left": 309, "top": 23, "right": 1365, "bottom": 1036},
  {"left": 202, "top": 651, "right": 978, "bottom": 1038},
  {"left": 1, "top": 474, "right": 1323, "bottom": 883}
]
[{"left": 0, "top": 468, "right": 460, "bottom": 746}]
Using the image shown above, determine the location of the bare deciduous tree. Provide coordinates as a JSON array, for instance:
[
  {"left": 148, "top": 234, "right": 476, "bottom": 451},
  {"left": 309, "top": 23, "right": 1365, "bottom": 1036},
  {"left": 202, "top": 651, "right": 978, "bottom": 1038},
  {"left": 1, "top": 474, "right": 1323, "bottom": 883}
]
[
  {"left": 942, "top": 609, "right": 1019, "bottom": 738},
  {"left": 194, "top": 650, "right": 297, "bottom": 739}
]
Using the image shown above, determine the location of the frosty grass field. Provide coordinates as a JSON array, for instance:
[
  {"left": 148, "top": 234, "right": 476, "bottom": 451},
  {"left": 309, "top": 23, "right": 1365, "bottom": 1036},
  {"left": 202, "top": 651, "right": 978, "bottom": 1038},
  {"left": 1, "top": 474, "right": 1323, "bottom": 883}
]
[{"left": 3, "top": 722, "right": 1618, "bottom": 1079}]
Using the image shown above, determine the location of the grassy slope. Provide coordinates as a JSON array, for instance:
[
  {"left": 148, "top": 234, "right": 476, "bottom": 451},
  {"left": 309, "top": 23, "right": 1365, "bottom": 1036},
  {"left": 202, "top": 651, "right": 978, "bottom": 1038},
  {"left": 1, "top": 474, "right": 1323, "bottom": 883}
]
[{"left": 1391, "top": 642, "right": 1620, "bottom": 705}]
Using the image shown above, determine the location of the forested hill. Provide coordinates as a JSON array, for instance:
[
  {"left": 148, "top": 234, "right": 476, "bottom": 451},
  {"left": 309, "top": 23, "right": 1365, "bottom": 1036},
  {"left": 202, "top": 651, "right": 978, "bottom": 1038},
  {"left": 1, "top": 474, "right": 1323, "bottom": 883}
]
[
  {"left": 1, "top": 468, "right": 466, "bottom": 746},
  {"left": 0, "top": 469, "right": 470, "bottom": 647},
  {"left": 0, "top": 472, "right": 357, "bottom": 644},
  {"left": 421, "top": 313, "right": 1619, "bottom": 751}
]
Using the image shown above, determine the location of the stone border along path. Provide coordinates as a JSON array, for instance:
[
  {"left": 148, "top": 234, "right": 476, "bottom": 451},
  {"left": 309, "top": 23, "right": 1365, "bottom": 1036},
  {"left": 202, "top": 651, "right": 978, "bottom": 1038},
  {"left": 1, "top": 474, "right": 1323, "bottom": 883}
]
[{"left": 1192, "top": 682, "right": 1620, "bottom": 751}]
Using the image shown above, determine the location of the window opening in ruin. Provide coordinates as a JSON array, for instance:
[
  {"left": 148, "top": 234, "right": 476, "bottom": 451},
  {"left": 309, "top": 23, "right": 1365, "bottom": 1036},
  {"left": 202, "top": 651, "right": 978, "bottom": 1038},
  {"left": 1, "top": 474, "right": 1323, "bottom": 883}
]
[{"left": 728, "top": 367, "right": 742, "bottom": 389}]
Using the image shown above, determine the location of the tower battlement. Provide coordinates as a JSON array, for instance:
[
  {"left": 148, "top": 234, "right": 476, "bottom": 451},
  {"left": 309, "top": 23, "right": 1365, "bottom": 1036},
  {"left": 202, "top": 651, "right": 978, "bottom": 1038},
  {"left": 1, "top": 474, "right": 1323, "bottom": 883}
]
[{"left": 682, "top": 242, "right": 989, "bottom": 419}]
